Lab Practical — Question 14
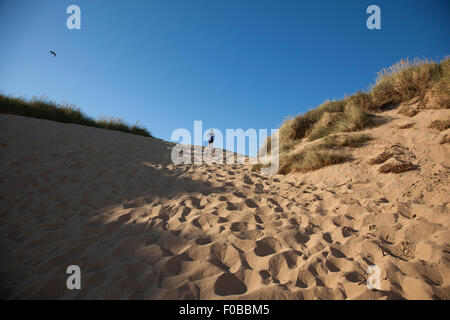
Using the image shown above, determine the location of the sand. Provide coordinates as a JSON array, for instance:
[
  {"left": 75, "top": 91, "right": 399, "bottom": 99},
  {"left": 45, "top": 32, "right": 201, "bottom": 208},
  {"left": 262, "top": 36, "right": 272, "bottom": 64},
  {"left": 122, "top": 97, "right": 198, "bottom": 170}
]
[{"left": 0, "top": 107, "right": 449, "bottom": 300}]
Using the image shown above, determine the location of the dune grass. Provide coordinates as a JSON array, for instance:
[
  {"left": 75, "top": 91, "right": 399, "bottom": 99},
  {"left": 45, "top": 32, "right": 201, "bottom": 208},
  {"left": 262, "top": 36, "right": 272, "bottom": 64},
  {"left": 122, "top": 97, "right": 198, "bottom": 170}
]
[
  {"left": 270, "top": 56, "right": 449, "bottom": 174},
  {"left": 308, "top": 103, "right": 373, "bottom": 141},
  {"left": 0, "top": 94, "right": 152, "bottom": 137},
  {"left": 321, "top": 133, "right": 373, "bottom": 149},
  {"left": 274, "top": 133, "right": 372, "bottom": 174},
  {"left": 255, "top": 133, "right": 373, "bottom": 174},
  {"left": 278, "top": 144, "right": 348, "bottom": 174},
  {"left": 429, "top": 60, "right": 450, "bottom": 109},
  {"left": 372, "top": 57, "right": 443, "bottom": 108}
]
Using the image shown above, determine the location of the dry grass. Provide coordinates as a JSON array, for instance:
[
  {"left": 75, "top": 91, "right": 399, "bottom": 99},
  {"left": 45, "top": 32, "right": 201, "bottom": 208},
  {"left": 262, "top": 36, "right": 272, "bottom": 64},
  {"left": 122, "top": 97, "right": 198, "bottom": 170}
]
[
  {"left": 332, "top": 103, "right": 373, "bottom": 133},
  {"left": 307, "top": 111, "right": 341, "bottom": 141},
  {"left": 321, "top": 134, "right": 373, "bottom": 148},
  {"left": 0, "top": 95, "right": 152, "bottom": 137},
  {"left": 307, "top": 102, "right": 373, "bottom": 141},
  {"left": 428, "top": 79, "right": 450, "bottom": 109},
  {"left": 368, "top": 151, "right": 393, "bottom": 165},
  {"left": 429, "top": 119, "right": 450, "bottom": 131},
  {"left": 372, "top": 58, "right": 442, "bottom": 108},
  {"left": 284, "top": 100, "right": 346, "bottom": 141},
  {"left": 429, "top": 58, "right": 450, "bottom": 109},
  {"left": 278, "top": 144, "right": 349, "bottom": 174},
  {"left": 276, "top": 133, "right": 372, "bottom": 174},
  {"left": 379, "top": 160, "right": 416, "bottom": 174},
  {"left": 293, "top": 148, "right": 349, "bottom": 172},
  {"left": 347, "top": 91, "right": 378, "bottom": 112}
]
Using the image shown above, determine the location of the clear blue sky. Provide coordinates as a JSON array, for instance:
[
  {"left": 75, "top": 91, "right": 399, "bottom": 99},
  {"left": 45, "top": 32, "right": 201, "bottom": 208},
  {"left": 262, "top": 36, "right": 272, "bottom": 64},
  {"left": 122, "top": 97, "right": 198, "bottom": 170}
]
[{"left": 1, "top": 0, "right": 449, "bottom": 149}]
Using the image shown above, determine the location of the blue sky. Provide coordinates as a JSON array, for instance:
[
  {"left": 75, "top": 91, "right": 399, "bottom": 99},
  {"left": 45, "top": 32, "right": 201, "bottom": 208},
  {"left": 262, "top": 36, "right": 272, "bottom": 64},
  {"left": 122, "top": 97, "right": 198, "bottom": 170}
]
[{"left": 1, "top": 0, "right": 449, "bottom": 151}]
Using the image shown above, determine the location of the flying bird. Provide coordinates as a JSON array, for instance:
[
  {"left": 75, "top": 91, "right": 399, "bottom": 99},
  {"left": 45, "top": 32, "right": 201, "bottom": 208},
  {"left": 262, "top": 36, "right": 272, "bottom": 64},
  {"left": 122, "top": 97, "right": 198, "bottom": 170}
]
[{"left": 49, "top": 51, "right": 56, "bottom": 57}]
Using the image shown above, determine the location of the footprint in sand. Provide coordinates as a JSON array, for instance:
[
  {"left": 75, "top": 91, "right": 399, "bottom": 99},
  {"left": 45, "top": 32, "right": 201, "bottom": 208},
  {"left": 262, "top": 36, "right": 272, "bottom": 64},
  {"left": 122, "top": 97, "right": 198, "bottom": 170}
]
[
  {"left": 244, "top": 199, "right": 259, "bottom": 209},
  {"left": 191, "top": 213, "right": 219, "bottom": 230},
  {"left": 330, "top": 247, "right": 346, "bottom": 258},
  {"left": 322, "top": 232, "right": 333, "bottom": 244},
  {"left": 243, "top": 175, "right": 254, "bottom": 185},
  {"left": 235, "top": 230, "right": 264, "bottom": 241},
  {"left": 230, "top": 222, "right": 249, "bottom": 232},
  {"left": 254, "top": 237, "right": 281, "bottom": 257},
  {"left": 259, "top": 270, "right": 272, "bottom": 285},
  {"left": 325, "top": 259, "right": 341, "bottom": 272},
  {"left": 295, "top": 231, "right": 310, "bottom": 244},
  {"left": 214, "top": 273, "right": 247, "bottom": 296},
  {"left": 195, "top": 237, "right": 212, "bottom": 245}
]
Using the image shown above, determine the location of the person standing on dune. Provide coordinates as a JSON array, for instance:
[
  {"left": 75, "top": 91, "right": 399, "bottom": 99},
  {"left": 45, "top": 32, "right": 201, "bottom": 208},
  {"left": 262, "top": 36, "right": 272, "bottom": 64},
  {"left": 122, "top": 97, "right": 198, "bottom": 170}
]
[{"left": 207, "top": 129, "right": 215, "bottom": 149}]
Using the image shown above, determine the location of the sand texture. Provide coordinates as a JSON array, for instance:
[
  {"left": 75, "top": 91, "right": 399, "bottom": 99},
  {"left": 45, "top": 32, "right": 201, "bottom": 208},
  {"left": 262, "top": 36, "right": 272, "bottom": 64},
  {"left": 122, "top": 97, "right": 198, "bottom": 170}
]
[{"left": 0, "top": 108, "right": 449, "bottom": 300}]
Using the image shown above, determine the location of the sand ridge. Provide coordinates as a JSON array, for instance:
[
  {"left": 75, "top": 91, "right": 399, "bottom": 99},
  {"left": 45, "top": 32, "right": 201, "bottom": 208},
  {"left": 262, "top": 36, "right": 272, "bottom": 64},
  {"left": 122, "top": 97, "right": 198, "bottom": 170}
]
[{"left": 0, "top": 108, "right": 449, "bottom": 300}]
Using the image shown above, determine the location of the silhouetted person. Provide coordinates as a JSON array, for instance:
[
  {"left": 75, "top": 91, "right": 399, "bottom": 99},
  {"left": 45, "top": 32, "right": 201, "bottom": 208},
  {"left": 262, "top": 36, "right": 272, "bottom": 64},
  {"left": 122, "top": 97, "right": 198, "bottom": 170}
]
[{"left": 207, "top": 129, "right": 215, "bottom": 149}]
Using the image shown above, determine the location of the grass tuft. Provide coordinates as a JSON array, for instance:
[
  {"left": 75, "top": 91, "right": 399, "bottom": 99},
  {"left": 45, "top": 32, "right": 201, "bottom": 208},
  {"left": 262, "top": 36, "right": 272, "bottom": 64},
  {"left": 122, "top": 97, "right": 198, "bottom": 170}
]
[
  {"left": 321, "top": 134, "right": 373, "bottom": 149},
  {"left": 368, "top": 151, "right": 393, "bottom": 165},
  {"left": 277, "top": 133, "right": 372, "bottom": 174},
  {"left": 285, "top": 100, "right": 346, "bottom": 141},
  {"left": 378, "top": 161, "right": 416, "bottom": 174},
  {"left": 333, "top": 102, "right": 372, "bottom": 133},
  {"left": 278, "top": 144, "right": 349, "bottom": 174},
  {"left": 308, "top": 103, "right": 372, "bottom": 141},
  {"left": 0, "top": 95, "right": 152, "bottom": 137},
  {"left": 372, "top": 57, "right": 442, "bottom": 108}
]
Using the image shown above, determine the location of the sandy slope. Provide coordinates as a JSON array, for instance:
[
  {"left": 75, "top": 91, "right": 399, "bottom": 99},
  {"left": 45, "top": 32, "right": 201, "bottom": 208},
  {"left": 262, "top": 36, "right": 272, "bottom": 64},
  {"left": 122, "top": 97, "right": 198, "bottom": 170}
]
[{"left": 0, "top": 109, "right": 449, "bottom": 300}]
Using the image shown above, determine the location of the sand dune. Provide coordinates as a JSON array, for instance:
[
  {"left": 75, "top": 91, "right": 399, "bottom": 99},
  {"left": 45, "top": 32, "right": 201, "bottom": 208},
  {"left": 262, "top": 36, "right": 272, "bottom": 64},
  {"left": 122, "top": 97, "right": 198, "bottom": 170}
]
[{"left": 0, "top": 108, "right": 449, "bottom": 300}]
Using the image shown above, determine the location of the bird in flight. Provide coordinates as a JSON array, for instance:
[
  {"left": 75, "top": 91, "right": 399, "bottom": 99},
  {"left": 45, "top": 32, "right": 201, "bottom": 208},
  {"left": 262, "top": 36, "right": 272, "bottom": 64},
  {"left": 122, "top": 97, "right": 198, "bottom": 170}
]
[{"left": 49, "top": 51, "right": 56, "bottom": 57}]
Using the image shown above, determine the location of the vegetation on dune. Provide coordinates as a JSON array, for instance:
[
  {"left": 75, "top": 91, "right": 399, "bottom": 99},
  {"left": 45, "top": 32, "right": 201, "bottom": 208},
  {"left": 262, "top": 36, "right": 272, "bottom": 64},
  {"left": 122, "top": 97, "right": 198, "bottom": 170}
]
[
  {"left": 251, "top": 162, "right": 271, "bottom": 173},
  {"left": 368, "top": 151, "right": 394, "bottom": 165},
  {"left": 255, "top": 133, "right": 373, "bottom": 174},
  {"left": 274, "top": 133, "right": 372, "bottom": 174},
  {"left": 371, "top": 58, "right": 444, "bottom": 108},
  {"left": 428, "top": 118, "right": 450, "bottom": 131},
  {"left": 321, "top": 133, "right": 373, "bottom": 149},
  {"left": 308, "top": 102, "right": 373, "bottom": 141},
  {"left": 0, "top": 95, "right": 152, "bottom": 137},
  {"left": 430, "top": 61, "right": 450, "bottom": 109},
  {"left": 265, "top": 56, "right": 449, "bottom": 175},
  {"left": 278, "top": 147, "right": 349, "bottom": 174},
  {"left": 378, "top": 161, "right": 416, "bottom": 174}
]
